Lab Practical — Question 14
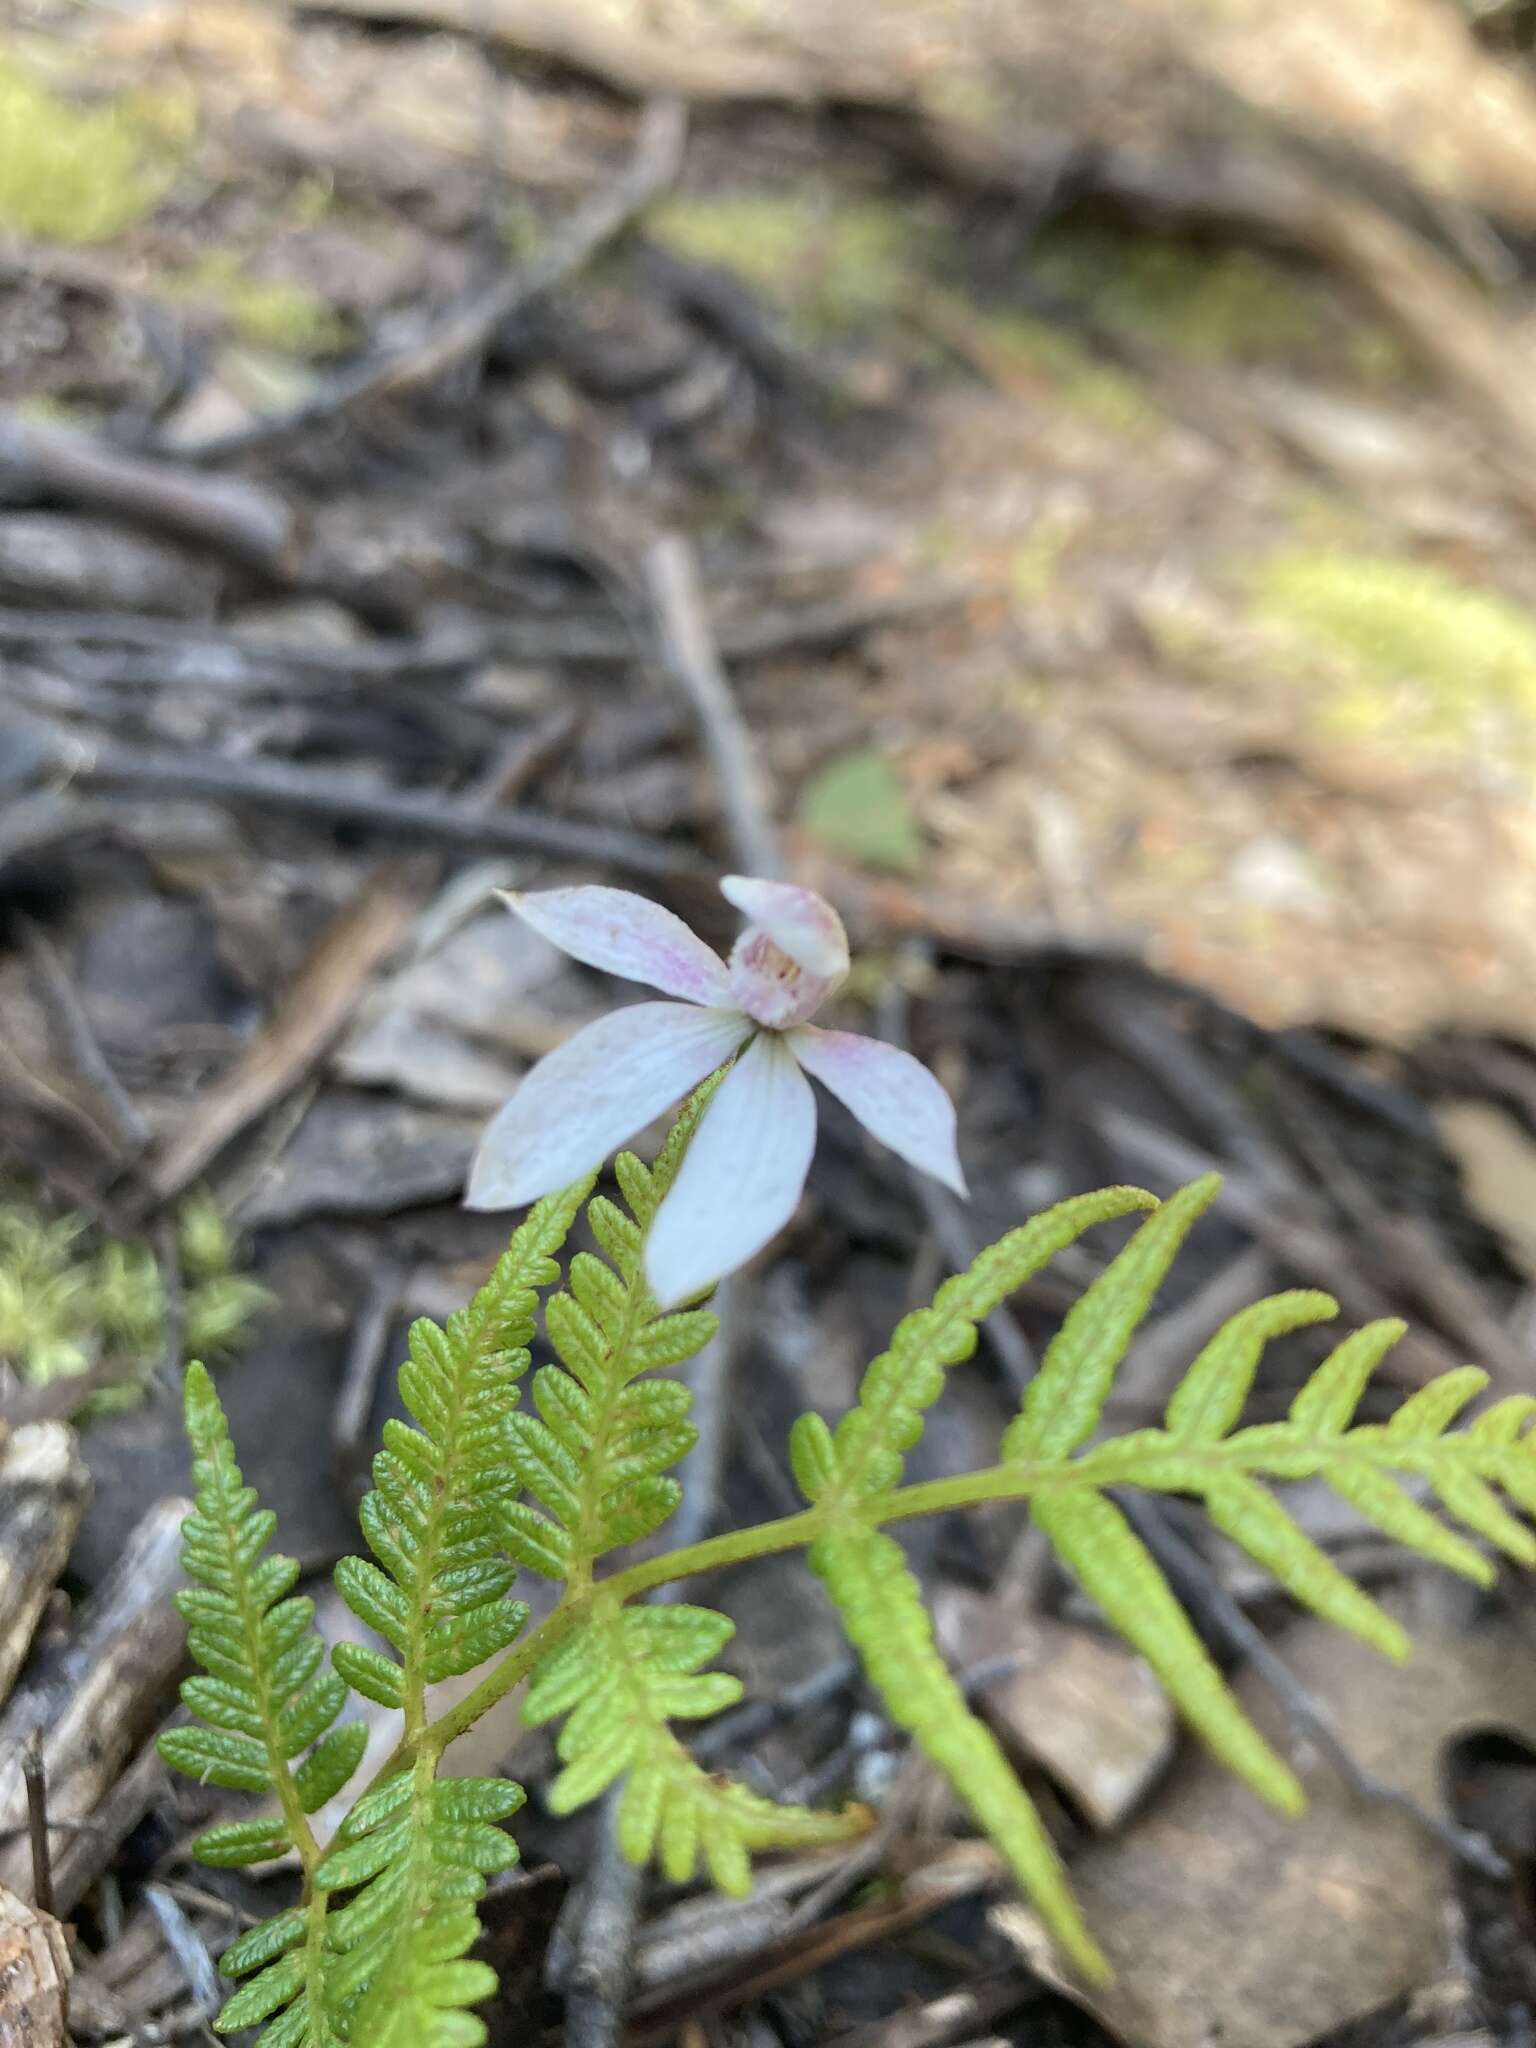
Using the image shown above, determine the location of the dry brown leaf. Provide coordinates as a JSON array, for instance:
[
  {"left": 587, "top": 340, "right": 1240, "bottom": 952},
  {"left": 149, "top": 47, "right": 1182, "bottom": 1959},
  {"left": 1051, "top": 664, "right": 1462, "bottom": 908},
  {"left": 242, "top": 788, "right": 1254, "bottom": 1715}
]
[
  {"left": 993, "top": 1603, "right": 1536, "bottom": 2048},
  {"left": 1434, "top": 1098, "right": 1536, "bottom": 1282},
  {"left": 935, "top": 1589, "right": 1175, "bottom": 1830}
]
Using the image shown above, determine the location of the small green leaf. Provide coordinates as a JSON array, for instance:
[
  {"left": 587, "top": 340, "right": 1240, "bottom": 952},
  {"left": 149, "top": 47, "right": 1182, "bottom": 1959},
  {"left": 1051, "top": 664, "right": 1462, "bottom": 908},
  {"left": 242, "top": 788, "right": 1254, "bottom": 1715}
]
[
  {"left": 1032, "top": 1486, "right": 1304, "bottom": 1815},
  {"left": 333, "top": 1640, "right": 404, "bottom": 1707},
  {"left": 219, "top": 1907, "right": 307, "bottom": 1976},
  {"left": 190, "top": 1816, "right": 292, "bottom": 1867},
  {"left": 811, "top": 1518, "right": 1105, "bottom": 1979},
  {"left": 1202, "top": 1475, "right": 1408, "bottom": 1660},
  {"left": 798, "top": 747, "right": 924, "bottom": 874},
  {"left": 1166, "top": 1291, "right": 1337, "bottom": 1441},
  {"left": 157, "top": 1725, "right": 271, "bottom": 1793},
  {"left": 295, "top": 1719, "right": 369, "bottom": 1810},
  {"left": 215, "top": 1952, "right": 308, "bottom": 2030},
  {"left": 1006, "top": 1178, "right": 1222, "bottom": 1464},
  {"left": 1324, "top": 1465, "right": 1492, "bottom": 1583},
  {"left": 789, "top": 1413, "right": 839, "bottom": 1499},
  {"left": 1289, "top": 1322, "right": 1406, "bottom": 1435}
]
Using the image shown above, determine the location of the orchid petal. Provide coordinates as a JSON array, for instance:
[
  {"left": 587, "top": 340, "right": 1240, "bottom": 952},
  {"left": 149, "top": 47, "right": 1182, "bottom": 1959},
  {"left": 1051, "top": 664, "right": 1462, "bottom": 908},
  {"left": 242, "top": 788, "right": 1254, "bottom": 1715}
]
[
  {"left": 719, "top": 877, "right": 849, "bottom": 981},
  {"left": 500, "top": 887, "right": 730, "bottom": 1006},
  {"left": 645, "top": 1032, "right": 816, "bottom": 1307},
  {"left": 788, "top": 1025, "right": 967, "bottom": 1197},
  {"left": 466, "top": 1003, "right": 751, "bottom": 1209}
]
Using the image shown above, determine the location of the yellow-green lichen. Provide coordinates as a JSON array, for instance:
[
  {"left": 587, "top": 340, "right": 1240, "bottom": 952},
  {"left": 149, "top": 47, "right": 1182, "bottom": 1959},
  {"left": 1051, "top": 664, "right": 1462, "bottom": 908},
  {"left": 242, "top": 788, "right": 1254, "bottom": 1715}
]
[
  {"left": 1009, "top": 508, "right": 1085, "bottom": 605},
  {"left": 0, "top": 1189, "right": 270, "bottom": 1406},
  {"left": 159, "top": 251, "right": 349, "bottom": 356},
  {"left": 651, "top": 188, "right": 927, "bottom": 340},
  {"left": 0, "top": 51, "right": 192, "bottom": 244},
  {"left": 1250, "top": 550, "right": 1536, "bottom": 763}
]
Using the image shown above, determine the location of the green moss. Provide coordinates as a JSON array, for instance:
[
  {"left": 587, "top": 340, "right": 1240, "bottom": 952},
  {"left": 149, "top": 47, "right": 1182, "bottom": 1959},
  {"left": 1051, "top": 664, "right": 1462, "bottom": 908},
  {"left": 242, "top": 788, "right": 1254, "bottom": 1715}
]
[
  {"left": 981, "top": 313, "right": 1162, "bottom": 437},
  {"left": 1249, "top": 550, "right": 1536, "bottom": 759},
  {"left": 1009, "top": 510, "right": 1082, "bottom": 604},
  {"left": 0, "top": 1190, "right": 270, "bottom": 1407},
  {"left": 652, "top": 188, "right": 926, "bottom": 339},
  {"left": 0, "top": 51, "right": 191, "bottom": 244},
  {"left": 160, "top": 251, "right": 348, "bottom": 356},
  {"left": 1031, "top": 228, "right": 1322, "bottom": 365}
]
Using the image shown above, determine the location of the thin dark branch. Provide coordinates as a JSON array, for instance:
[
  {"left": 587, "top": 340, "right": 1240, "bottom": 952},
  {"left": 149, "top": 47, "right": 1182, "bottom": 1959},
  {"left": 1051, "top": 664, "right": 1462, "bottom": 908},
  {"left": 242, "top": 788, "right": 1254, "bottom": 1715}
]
[
  {"left": 21, "top": 1736, "right": 52, "bottom": 1919},
  {"left": 17, "top": 913, "right": 151, "bottom": 1161}
]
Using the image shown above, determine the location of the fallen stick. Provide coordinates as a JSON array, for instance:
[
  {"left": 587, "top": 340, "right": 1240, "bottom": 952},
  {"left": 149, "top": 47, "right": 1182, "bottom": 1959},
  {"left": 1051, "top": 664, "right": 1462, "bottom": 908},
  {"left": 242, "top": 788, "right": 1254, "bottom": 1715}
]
[{"left": 305, "top": 0, "right": 817, "bottom": 104}]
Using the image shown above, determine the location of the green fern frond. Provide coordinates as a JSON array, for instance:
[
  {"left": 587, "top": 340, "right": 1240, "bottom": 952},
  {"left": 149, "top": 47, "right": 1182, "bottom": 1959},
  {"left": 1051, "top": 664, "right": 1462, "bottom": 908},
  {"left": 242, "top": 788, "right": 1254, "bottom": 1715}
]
[
  {"left": 500, "top": 1094, "right": 720, "bottom": 1588},
  {"left": 790, "top": 1177, "right": 1536, "bottom": 1982},
  {"left": 790, "top": 1183, "right": 1158, "bottom": 1508},
  {"left": 809, "top": 1520, "right": 1108, "bottom": 1979},
  {"left": 158, "top": 1362, "right": 362, "bottom": 2044},
  {"left": 523, "top": 1596, "right": 867, "bottom": 1893},
  {"left": 314, "top": 1759, "right": 524, "bottom": 2048}
]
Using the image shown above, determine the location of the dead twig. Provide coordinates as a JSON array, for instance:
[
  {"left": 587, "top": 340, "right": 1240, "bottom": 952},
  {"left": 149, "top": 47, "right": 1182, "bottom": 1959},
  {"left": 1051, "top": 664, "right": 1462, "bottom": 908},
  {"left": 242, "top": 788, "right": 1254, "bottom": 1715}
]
[
  {"left": 643, "top": 533, "right": 781, "bottom": 879},
  {"left": 52, "top": 731, "right": 706, "bottom": 882},
  {"left": 823, "top": 1975, "right": 1040, "bottom": 2048},
  {"left": 0, "top": 410, "right": 293, "bottom": 575},
  {"left": 170, "top": 99, "right": 687, "bottom": 463},
  {"left": 0, "top": 1428, "right": 90, "bottom": 1706},
  {"left": 20, "top": 1741, "right": 51, "bottom": 1921},
  {"left": 16, "top": 915, "right": 151, "bottom": 1163},
  {"left": 626, "top": 1841, "right": 1008, "bottom": 2041}
]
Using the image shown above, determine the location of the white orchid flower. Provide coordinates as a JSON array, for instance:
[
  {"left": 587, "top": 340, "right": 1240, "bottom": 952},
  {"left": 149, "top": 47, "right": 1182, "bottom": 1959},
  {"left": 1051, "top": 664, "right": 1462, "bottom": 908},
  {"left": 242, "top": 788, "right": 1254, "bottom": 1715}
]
[{"left": 465, "top": 877, "right": 966, "bottom": 1306}]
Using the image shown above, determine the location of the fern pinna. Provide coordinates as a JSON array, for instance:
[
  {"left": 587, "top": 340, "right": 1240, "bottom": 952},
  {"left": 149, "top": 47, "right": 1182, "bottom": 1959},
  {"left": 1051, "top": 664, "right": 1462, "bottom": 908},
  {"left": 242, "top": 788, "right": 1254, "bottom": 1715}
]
[{"left": 161, "top": 1105, "right": 1536, "bottom": 2039}]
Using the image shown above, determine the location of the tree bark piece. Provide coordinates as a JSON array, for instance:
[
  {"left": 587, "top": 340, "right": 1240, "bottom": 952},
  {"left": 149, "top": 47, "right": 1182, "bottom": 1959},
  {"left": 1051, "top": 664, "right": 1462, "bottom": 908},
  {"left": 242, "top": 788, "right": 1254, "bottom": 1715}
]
[
  {"left": 0, "top": 1885, "right": 70, "bottom": 2048},
  {"left": 0, "top": 1426, "right": 88, "bottom": 1706},
  {"left": 0, "top": 1496, "right": 189, "bottom": 1910}
]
